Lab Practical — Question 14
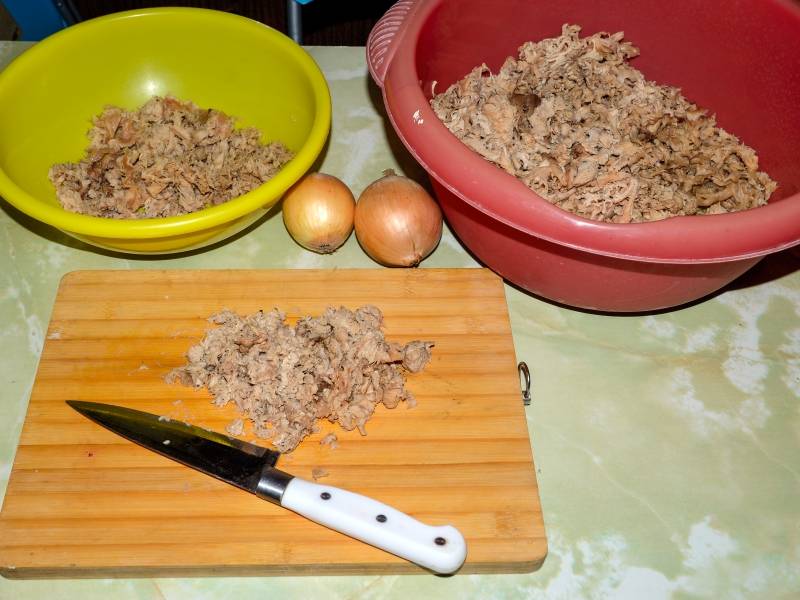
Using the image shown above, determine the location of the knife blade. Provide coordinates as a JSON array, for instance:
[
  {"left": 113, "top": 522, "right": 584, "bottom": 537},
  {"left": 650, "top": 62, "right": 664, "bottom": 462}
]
[{"left": 66, "top": 400, "right": 467, "bottom": 574}]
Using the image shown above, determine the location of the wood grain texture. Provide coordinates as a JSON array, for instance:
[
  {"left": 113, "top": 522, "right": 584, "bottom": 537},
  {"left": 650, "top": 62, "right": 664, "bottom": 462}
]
[{"left": 0, "top": 269, "right": 546, "bottom": 578}]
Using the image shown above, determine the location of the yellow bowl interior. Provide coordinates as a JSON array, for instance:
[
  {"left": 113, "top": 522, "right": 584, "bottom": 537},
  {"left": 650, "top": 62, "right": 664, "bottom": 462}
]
[{"left": 0, "top": 8, "right": 330, "bottom": 253}]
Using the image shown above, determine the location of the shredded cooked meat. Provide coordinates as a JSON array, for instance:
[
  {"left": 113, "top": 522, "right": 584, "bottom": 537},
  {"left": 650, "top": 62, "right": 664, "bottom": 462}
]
[
  {"left": 430, "top": 24, "right": 777, "bottom": 223},
  {"left": 311, "top": 467, "right": 330, "bottom": 481},
  {"left": 225, "top": 418, "right": 245, "bottom": 437},
  {"left": 49, "top": 95, "right": 293, "bottom": 218},
  {"left": 166, "top": 306, "right": 433, "bottom": 453},
  {"left": 320, "top": 432, "right": 339, "bottom": 449}
]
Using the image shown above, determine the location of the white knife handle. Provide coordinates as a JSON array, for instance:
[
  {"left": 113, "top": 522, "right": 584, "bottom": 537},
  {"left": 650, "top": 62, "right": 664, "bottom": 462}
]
[{"left": 280, "top": 477, "right": 467, "bottom": 574}]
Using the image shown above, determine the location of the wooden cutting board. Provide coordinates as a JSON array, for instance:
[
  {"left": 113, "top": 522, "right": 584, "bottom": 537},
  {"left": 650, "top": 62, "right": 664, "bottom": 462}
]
[{"left": 0, "top": 269, "right": 546, "bottom": 578}]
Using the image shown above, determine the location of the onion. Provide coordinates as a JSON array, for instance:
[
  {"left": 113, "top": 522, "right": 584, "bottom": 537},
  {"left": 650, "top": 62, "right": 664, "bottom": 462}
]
[
  {"left": 282, "top": 172, "right": 356, "bottom": 253},
  {"left": 354, "top": 170, "right": 443, "bottom": 267}
]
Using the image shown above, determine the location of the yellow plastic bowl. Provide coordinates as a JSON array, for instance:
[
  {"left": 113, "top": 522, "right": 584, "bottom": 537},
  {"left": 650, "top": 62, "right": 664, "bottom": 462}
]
[{"left": 0, "top": 8, "right": 331, "bottom": 254}]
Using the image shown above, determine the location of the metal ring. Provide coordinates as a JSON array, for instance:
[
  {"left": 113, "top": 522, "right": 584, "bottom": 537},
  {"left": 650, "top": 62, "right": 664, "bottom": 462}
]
[{"left": 518, "top": 362, "right": 531, "bottom": 406}]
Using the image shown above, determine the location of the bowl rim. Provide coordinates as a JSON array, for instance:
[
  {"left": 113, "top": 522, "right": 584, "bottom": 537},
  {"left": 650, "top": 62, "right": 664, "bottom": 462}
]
[
  {"left": 0, "top": 7, "right": 332, "bottom": 239},
  {"left": 378, "top": 0, "right": 800, "bottom": 264}
]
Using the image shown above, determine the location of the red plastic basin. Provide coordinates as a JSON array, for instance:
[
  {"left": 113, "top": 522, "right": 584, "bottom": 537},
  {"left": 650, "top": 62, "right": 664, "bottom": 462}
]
[{"left": 367, "top": 0, "right": 800, "bottom": 312}]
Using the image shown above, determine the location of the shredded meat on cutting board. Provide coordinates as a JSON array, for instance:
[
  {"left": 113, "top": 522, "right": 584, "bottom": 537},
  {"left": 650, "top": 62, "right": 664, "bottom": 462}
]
[
  {"left": 430, "top": 24, "right": 776, "bottom": 223},
  {"left": 167, "top": 305, "right": 433, "bottom": 453},
  {"left": 49, "top": 96, "right": 293, "bottom": 218}
]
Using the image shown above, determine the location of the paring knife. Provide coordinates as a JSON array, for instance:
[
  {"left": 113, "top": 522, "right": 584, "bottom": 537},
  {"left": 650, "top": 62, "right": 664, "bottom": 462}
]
[{"left": 66, "top": 400, "right": 467, "bottom": 574}]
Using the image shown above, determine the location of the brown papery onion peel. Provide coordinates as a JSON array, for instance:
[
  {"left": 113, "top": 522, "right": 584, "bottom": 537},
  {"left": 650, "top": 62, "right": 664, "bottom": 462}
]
[
  {"left": 354, "top": 169, "right": 443, "bottom": 267},
  {"left": 282, "top": 172, "right": 356, "bottom": 254}
]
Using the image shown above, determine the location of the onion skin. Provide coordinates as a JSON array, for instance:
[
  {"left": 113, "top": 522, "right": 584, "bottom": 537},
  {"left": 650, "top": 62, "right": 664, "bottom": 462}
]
[
  {"left": 282, "top": 172, "right": 355, "bottom": 254},
  {"left": 355, "top": 170, "right": 443, "bottom": 267}
]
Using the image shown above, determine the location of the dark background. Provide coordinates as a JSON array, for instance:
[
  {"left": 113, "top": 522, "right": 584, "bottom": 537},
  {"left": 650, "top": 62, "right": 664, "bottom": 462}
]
[{"left": 1, "top": 1, "right": 397, "bottom": 44}]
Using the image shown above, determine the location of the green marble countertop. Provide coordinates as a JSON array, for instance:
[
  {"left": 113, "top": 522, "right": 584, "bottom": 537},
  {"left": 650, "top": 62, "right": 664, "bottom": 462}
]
[{"left": 1, "top": 42, "right": 799, "bottom": 599}]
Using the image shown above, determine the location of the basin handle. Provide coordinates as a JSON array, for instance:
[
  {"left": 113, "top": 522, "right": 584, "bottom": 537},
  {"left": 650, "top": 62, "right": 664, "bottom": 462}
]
[{"left": 366, "top": 0, "right": 421, "bottom": 88}]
